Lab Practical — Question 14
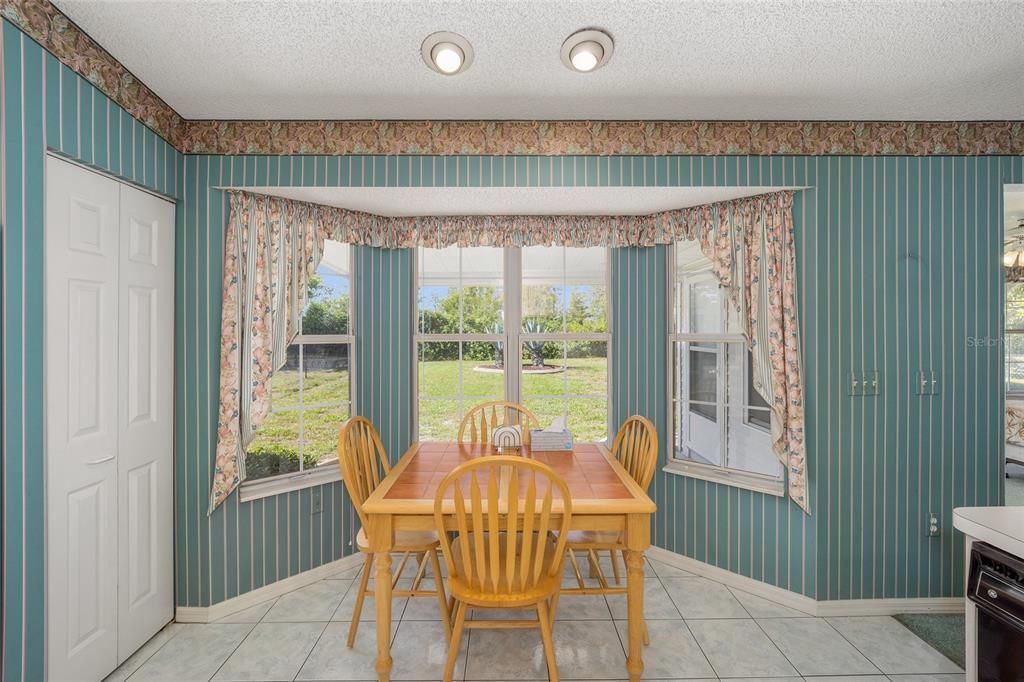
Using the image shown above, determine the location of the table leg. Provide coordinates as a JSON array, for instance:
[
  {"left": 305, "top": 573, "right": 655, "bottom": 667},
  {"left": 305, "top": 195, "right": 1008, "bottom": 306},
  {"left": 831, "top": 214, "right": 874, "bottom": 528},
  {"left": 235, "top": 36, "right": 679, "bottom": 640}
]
[
  {"left": 374, "top": 550, "right": 393, "bottom": 681},
  {"left": 625, "top": 549, "right": 645, "bottom": 682}
]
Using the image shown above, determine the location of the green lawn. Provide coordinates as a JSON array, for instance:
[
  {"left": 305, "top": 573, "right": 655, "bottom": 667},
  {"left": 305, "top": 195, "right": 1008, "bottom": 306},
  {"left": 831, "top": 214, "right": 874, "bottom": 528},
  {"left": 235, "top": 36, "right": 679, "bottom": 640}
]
[{"left": 246, "top": 356, "right": 608, "bottom": 480}]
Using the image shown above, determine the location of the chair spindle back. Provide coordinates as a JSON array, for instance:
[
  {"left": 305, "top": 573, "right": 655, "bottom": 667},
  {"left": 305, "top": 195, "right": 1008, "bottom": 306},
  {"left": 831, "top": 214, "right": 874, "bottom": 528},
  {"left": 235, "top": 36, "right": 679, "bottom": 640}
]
[
  {"left": 337, "top": 416, "right": 391, "bottom": 529},
  {"left": 434, "top": 456, "right": 572, "bottom": 595},
  {"left": 611, "top": 415, "right": 658, "bottom": 490},
  {"left": 457, "top": 401, "right": 540, "bottom": 447}
]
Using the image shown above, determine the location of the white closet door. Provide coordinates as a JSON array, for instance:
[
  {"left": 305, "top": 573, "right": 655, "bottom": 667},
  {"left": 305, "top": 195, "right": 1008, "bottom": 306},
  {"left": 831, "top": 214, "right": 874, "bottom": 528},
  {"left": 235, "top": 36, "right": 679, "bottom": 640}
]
[
  {"left": 46, "top": 155, "right": 121, "bottom": 681},
  {"left": 117, "top": 182, "right": 175, "bottom": 661}
]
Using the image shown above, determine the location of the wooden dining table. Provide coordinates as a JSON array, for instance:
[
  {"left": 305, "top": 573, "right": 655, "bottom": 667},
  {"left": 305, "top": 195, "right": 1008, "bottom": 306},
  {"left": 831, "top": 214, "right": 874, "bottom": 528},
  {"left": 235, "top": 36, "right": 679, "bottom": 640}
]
[{"left": 361, "top": 440, "right": 657, "bottom": 681}]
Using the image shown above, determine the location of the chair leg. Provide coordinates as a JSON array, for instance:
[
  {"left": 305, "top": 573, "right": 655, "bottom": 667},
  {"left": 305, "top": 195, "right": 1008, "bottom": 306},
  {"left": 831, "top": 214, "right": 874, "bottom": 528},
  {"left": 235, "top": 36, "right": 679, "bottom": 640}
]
[
  {"left": 443, "top": 601, "right": 467, "bottom": 682},
  {"left": 548, "top": 591, "right": 560, "bottom": 628},
  {"left": 536, "top": 601, "right": 559, "bottom": 682},
  {"left": 347, "top": 553, "right": 374, "bottom": 648},
  {"left": 410, "top": 551, "right": 430, "bottom": 591},
  {"left": 428, "top": 549, "right": 452, "bottom": 641},
  {"left": 609, "top": 549, "right": 622, "bottom": 586}
]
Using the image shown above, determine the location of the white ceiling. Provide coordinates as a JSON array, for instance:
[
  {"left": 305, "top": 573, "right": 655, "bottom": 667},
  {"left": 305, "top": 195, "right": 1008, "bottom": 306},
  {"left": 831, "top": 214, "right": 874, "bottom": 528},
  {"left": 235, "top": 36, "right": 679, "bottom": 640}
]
[
  {"left": 235, "top": 186, "right": 785, "bottom": 216},
  {"left": 54, "top": 0, "right": 1024, "bottom": 121}
]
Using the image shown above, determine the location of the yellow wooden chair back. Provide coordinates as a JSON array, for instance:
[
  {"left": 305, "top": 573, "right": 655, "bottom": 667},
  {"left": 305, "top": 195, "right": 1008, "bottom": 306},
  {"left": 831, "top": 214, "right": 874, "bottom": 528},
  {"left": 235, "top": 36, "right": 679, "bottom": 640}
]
[
  {"left": 457, "top": 401, "right": 540, "bottom": 447},
  {"left": 611, "top": 415, "right": 658, "bottom": 491},
  {"left": 434, "top": 456, "right": 572, "bottom": 595},
  {"left": 337, "top": 416, "right": 390, "bottom": 530}
]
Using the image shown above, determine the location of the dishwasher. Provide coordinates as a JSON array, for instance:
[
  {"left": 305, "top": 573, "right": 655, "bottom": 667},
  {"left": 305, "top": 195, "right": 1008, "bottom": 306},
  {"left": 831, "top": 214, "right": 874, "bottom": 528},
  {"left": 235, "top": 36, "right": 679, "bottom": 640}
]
[{"left": 968, "top": 542, "right": 1024, "bottom": 681}]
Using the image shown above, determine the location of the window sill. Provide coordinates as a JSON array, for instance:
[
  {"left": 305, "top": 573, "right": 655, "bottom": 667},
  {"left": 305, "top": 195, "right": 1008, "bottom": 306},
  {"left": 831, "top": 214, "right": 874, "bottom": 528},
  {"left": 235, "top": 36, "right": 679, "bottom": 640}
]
[
  {"left": 239, "top": 465, "right": 342, "bottom": 503},
  {"left": 662, "top": 459, "right": 785, "bottom": 497}
]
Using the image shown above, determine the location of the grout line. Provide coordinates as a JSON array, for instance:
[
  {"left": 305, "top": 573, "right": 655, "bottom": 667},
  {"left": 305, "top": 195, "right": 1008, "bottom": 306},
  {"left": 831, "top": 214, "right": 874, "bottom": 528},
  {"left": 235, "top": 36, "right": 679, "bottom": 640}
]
[
  {"left": 288, "top": 620, "right": 330, "bottom": 682},
  {"left": 201, "top": 622, "right": 258, "bottom": 682},
  {"left": 746, "top": 614, "right": 804, "bottom": 677},
  {"left": 817, "top": 616, "right": 890, "bottom": 676}
]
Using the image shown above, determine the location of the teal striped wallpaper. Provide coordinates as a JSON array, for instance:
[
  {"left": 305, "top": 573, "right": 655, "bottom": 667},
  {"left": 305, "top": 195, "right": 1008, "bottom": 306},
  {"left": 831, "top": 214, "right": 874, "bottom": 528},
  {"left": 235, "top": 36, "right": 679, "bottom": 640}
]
[
  {"left": 4, "top": 15, "right": 1024, "bottom": 681},
  {"left": 1, "top": 19, "right": 182, "bottom": 681}
]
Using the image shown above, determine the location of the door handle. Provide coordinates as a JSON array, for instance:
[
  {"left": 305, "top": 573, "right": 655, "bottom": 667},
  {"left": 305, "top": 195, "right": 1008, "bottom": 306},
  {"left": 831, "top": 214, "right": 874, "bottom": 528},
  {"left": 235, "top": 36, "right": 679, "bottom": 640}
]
[{"left": 85, "top": 455, "right": 116, "bottom": 466}]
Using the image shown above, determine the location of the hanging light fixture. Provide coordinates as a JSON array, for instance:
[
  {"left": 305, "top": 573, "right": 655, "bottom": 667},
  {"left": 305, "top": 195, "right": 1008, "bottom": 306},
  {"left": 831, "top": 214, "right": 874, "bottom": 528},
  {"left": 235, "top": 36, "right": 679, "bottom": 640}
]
[{"left": 561, "top": 29, "right": 614, "bottom": 73}]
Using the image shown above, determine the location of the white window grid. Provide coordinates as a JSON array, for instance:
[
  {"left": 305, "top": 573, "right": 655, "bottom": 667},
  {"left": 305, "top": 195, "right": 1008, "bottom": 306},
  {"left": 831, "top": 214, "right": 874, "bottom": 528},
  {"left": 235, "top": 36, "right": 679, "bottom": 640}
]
[
  {"left": 245, "top": 243, "right": 355, "bottom": 477},
  {"left": 668, "top": 244, "right": 781, "bottom": 486},
  {"left": 413, "top": 246, "right": 611, "bottom": 440}
]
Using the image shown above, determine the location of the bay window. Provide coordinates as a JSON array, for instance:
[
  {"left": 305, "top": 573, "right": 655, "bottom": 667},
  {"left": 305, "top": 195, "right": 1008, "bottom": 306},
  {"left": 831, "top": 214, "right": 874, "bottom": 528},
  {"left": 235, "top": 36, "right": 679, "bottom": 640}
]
[
  {"left": 668, "top": 241, "right": 783, "bottom": 494},
  {"left": 415, "top": 246, "right": 610, "bottom": 442},
  {"left": 245, "top": 241, "right": 354, "bottom": 483}
]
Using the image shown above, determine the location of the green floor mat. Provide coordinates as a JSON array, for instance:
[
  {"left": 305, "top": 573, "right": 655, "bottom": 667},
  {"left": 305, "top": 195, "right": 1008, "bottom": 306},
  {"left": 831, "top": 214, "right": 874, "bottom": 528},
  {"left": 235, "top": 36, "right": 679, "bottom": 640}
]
[{"left": 893, "top": 613, "right": 965, "bottom": 669}]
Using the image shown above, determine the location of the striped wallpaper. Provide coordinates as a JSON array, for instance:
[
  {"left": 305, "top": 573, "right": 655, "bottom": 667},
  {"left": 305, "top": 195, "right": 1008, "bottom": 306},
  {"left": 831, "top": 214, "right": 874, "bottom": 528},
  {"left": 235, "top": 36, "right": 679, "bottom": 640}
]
[
  {"left": 4, "top": 15, "right": 1024, "bottom": 682},
  {"left": 1, "top": 19, "right": 182, "bottom": 681}
]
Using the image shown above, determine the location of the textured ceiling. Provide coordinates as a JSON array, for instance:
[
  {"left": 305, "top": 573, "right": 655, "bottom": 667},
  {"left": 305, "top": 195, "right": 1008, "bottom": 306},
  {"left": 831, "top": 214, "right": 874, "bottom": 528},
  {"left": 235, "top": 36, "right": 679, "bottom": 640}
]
[
  {"left": 53, "top": 0, "right": 1024, "bottom": 121},
  {"left": 233, "top": 186, "right": 784, "bottom": 216}
]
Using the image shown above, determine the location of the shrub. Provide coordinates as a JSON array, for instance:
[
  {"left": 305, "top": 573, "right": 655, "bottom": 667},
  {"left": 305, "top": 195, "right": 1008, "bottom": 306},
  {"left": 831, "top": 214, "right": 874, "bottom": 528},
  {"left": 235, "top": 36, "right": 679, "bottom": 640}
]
[{"left": 245, "top": 444, "right": 319, "bottom": 480}]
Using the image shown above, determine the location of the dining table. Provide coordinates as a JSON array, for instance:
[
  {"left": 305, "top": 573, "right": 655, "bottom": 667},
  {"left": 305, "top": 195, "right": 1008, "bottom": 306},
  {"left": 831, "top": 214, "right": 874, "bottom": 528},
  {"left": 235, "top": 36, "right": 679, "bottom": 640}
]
[{"left": 360, "top": 439, "right": 657, "bottom": 681}]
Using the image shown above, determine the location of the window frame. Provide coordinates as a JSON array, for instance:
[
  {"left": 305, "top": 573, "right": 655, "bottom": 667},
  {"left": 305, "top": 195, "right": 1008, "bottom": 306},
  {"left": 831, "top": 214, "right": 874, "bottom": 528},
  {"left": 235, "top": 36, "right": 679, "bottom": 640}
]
[
  {"left": 665, "top": 244, "right": 784, "bottom": 497},
  {"left": 240, "top": 242, "right": 356, "bottom": 501},
  {"left": 1005, "top": 281, "right": 1024, "bottom": 398},
  {"left": 412, "top": 246, "right": 613, "bottom": 443}
]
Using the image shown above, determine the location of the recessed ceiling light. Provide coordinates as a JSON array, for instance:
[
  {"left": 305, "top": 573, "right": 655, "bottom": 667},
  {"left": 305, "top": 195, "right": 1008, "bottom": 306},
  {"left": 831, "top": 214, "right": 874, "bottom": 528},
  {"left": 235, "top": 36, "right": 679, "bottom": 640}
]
[
  {"left": 561, "top": 29, "right": 614, "bottom": 73},
  {"left": 422, "top": 31, "right": 474, "bottom": 76}
]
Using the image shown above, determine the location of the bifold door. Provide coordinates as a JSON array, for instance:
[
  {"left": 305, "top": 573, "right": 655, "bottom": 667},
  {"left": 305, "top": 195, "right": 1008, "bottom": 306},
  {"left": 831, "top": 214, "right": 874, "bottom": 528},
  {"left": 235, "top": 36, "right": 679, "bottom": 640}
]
[{"left": 46, "top": 156, "right": 174, "bottom": 681}]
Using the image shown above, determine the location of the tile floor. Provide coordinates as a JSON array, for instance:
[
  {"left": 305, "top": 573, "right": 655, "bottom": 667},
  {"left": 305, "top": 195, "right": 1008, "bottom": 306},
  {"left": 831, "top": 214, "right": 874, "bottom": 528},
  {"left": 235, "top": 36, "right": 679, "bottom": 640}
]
[{"left": 106, "top": 556, "right": 965, "bottom": 682}]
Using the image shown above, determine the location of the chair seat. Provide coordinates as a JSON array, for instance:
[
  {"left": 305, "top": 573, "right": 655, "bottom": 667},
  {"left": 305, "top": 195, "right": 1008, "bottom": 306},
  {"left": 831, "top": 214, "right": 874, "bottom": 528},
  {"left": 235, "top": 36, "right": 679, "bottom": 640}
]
[
  {"left": 448, "top": 533, "right": 562, "bottom": 607},
  {"left": 563, "top": 529, "right": 623, "bottom": 547},
  {"left": 356, "top": 527, "right": 441, "bottom": 553}
]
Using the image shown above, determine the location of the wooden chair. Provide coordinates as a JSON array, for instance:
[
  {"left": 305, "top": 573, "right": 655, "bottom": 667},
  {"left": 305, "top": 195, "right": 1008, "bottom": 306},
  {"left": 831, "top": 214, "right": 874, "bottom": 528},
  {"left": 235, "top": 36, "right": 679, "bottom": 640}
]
[
  {"left": 435, "top": 456, "right": 572, "bottom": 682},
  {"left": 561, "top": 415, "right": 658, "bottom": 642},
  {"left": 457, "top": 400, "right": 540, "bottom": 447},
  {"left": 337, "top": 416, "right": 451, "bottom": 647}
]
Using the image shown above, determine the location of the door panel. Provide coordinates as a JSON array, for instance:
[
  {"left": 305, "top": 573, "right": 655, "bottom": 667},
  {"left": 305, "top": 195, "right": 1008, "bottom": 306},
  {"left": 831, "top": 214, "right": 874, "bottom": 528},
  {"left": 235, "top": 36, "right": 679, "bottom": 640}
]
[
  {"left": 117, "top": 181, "right": 175, "bottom": 662},
  {"left": 46, "top": 155, "right": 120, "bottom": 682}
]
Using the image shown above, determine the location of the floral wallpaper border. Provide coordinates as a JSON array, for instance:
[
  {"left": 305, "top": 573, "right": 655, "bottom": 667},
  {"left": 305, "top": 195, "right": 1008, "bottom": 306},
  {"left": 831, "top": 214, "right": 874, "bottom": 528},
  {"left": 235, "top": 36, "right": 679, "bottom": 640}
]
[
  {"left": 180, "top": 119, "right": 1024, "bottom": 157},
  {"left": 2, "top": 0, "right": 184, "bottom": 146},
  {"left": 4, "top": 0, "right": 1024, "bottom": 157}
]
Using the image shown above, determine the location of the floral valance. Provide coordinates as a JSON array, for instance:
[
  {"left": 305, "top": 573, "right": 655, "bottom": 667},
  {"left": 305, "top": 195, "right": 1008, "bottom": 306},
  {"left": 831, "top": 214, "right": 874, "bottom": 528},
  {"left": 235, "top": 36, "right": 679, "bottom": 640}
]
[{"left": 210, "top": 189, "right": 808, "bottom": 513}]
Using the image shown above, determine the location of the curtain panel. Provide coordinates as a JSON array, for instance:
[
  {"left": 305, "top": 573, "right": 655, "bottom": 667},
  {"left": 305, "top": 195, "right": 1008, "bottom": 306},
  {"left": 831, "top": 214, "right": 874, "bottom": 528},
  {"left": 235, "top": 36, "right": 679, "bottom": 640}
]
[{"left": 209, "top": 189, "right": 808, "bottom": 513}]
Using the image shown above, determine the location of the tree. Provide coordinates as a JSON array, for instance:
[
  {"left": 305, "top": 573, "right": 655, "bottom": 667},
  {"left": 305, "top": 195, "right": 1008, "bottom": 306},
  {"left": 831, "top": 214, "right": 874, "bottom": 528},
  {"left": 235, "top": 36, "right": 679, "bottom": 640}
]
[{"left": 301, "top": 274, "right": 349, "bottom": 335}]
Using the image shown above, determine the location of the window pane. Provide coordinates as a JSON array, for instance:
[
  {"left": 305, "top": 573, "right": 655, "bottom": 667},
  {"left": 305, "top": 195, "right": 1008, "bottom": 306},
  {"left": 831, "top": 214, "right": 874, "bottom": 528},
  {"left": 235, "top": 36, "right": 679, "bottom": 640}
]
[
  {"left": 460, "top": 284, "right": 504, "bottom": 334},
  {"left": 689, "top": 279, "right": 723, "bottom": 335},
  {"left": 418, "top": 399, "right": 462, "bottom": 441},
  {"left": 418, "top": 341, "right": 460, "bottom": 398},
  {"left": 305, "top": 241, "right": 351, "bottom": 335},
  {"left": 304, "top": 405, "right": 349, "bottom": 467},
  {"left": 1008, "top": 282, "right": 1024, "bottom": 331},
  {"left": 270, "top": 349, "right": 302, "bottom": 409},
  {"left": 725, "top": 405, "right": 780, "bottom": 476},
  {"left": 246, "top": 411, "right": 303, "bottom": 480},
  {"left": 1008, "top": 334, "right": 1024, "bottom": 393},
  {"left": 676, "top": 396, "right": 722, "bottom": 466},
  {"left": 462, "top": 341, "right": 505, "bottom": 397},
  {"left": 299, "top": 343, "right": 351, "bottom": 405},
  {"left": 689, "top": 346, "right": 718, "bottom": 421},
  {"left": 522, "top": 341, "right": 607, "bottom": 439},
  {"left": 523, "top": 246, "right": 606, "bottom": 334}
]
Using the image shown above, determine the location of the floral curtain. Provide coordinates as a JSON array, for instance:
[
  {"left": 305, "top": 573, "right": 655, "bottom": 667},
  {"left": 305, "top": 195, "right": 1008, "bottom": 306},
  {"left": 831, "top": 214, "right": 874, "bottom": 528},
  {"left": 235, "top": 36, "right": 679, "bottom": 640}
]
[{"left": 210, "top": 189, "right": 808, "bottom": 513}]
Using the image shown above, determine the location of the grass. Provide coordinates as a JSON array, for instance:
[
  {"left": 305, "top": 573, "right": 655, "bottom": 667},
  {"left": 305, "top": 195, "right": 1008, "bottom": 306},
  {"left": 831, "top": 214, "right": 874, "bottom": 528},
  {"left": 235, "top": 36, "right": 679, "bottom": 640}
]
[{"left": 246, "top": 356, "right": 608, "bottom": 480}]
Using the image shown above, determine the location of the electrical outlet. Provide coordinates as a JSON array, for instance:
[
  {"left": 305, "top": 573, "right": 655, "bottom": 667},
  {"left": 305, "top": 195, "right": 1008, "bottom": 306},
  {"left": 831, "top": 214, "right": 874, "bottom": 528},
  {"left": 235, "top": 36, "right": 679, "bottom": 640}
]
[
  {"left": 311, "top": 489, "right": 322, "bottom": 515},
  {"left": 927, "top": 512, "right": 940, "bottom": 537}
]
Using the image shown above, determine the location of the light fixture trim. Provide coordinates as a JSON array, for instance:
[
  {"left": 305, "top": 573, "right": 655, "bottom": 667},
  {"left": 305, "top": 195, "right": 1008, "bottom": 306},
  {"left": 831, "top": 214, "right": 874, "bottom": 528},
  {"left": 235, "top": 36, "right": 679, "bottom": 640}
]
[
  {"left": 561, "top": 29, "right": 614, "bottom": 73},
  {"left": 422, "top": 31, "right": 474, "bottom": 76}
]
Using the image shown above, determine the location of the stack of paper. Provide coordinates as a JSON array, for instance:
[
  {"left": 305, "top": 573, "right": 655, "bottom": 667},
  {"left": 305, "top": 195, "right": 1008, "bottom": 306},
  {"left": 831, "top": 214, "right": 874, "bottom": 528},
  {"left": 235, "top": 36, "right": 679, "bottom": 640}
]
[{"left": 530, "top": 417, "right": 574, "bottom": 451}]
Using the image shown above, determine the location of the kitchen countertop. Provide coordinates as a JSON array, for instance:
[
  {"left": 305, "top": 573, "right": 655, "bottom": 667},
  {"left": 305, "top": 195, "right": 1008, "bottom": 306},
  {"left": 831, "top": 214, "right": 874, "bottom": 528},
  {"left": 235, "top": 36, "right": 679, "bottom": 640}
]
[{"left": 953, "top": 506, "right": 1024, "bottom": 558}]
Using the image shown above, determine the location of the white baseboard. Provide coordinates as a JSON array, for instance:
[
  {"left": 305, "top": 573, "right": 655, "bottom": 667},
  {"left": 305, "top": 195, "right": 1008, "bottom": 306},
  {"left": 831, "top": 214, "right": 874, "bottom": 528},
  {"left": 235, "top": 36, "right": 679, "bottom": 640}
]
[
  {"left": 176, "top": 545, "right": 964, "bottom": 623},
  {"left": 647, "top": 546, "right": 964, "bottom": 617},
  {"left": 175, "top": 554, "right": 364, "bottom": 624}
]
